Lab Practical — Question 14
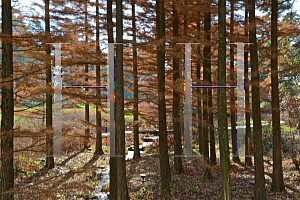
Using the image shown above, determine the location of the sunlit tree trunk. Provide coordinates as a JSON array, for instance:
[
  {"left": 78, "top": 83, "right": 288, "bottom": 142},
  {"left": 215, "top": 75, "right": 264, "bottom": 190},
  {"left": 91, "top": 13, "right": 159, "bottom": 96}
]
[
  {"left": 218, "top": 0, "right": 232, "bottom": 198},
  {"left": 45, "top": 0, "right": 55, "bottom": 169},
  {"left": 249, "top": 0, "right": 266, "bottom": 198},
  {"left": 1, "top": 0, "right": 14, "bottom": 199},
  {"left": 271, "top": 0, "right": 285, "bottom": 192}
]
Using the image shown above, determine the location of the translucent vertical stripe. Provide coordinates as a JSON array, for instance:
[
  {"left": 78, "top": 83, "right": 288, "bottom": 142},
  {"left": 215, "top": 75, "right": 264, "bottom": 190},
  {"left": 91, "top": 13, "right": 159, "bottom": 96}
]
[
  {"left": 53, "top": 43, "right": 62, "bottom": 157},
  {"left": 184, "top": 43, "right": 192, "bottom": 155},
  {"left": 236, "top": 43, "right": 245, "bottom": 157},
  {"left": 107, "top": 43, "right": 115, "bottom": 157}
]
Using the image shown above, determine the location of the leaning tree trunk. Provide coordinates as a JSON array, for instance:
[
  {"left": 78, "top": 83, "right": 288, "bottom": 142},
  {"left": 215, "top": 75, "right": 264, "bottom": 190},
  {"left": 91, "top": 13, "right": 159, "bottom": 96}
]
[
  {"left": 218, "top": 0, "right": 232, "bottom": 198},
  {"left": 249, "top": 0, "right": 266, "bottom": 198},
  {"left": 271, "top": 0, "right": 285, "bottom": 192},
  {"left": 1, "top": 0, "right": 14, "bottom": 199},
  {"left": 172, "top": 0, "right": 183, "bottom": 174},
  {"left": 95, "top": 0, "right": 103, "bottom": 156},
  {"left": 132, "top": 0, "right": 140, "bottom": 160},
  {"left": 156, "top": 0, "right": 170, "bottom": 198},
  {"left": 244, "top": 0, "right": 252, "bottom": 166},
  {"left": 45, "top": 0, "right": 55, "bottom": 169}
]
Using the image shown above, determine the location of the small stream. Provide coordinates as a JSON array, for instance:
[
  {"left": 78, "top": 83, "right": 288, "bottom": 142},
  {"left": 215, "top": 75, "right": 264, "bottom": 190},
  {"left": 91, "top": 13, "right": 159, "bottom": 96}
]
[{"left": 91, "top": 138, "right": 155, "bottom": 199}]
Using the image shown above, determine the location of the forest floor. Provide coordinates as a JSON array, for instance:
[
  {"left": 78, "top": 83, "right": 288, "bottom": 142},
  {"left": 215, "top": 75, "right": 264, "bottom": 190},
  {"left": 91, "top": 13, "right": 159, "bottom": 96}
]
[
  {"left": 126, "top": 148, "right": 300, "bottom": 199},
  {"left": 11, "top": 106, "right": 300, "bottom": 199}
]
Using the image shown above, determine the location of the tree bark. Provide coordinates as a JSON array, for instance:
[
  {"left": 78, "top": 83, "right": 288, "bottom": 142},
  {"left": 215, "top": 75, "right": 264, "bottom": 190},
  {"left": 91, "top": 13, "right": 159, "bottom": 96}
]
[
  {"left": 271, "top": 0, "right": 285, "bottom": 192},
  {"left": 218, "top": 0, "right": 232, "bottom": 198},
  {"left": 244, "top": 0, "right": 252, "bottom": 166},
  {"left": 156, "top": 0, "right": 170, "bottom": 198},
  {"left": 45, "top": 0, "right": 55, "bottom": 169},
  {"left": 249, "top": 0, "right": 266, "bottom": 198},
  {"left": 230, "top": 0, "right": 240, "bottom": 163},
  {"left": 84, "top": 0, "right": 90, "bottom": 150},
  {"left": 172, "top": 0, "right": 183, "bottom": 174},
  {"left": 196, "top": 22, "right": 203, "bottom": 155},
  {"left": 95, "top": 0, "right": 103, "bottom": 156},
  {"left": 1, "top": 0, "right": 14, "bottom": 199},
  {"left": 207, "top": 2, "right": 216, "bottom": 166},
  {"left": 203, "top": 6, "right": 209, "bottom": 164},
  {"left": 115, "top": 0, "right": 129, "bottom": 198},
  {"left": 108, "top": 0, "right": 117, "bottom": 198},
  {"left": 132, "top": 0, "right": 140, "bottom": 160}
]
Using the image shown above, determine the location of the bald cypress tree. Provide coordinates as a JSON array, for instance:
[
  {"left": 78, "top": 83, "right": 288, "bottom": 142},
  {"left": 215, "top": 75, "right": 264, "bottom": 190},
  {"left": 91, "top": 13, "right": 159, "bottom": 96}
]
[
  {"left": 156, "top": 0, "right": 170, "bottom": 198},
  {"left": 271, "top": 0, "right": 285, "bottom": 192},
  {"left": 45, "top": 0, "right": 55, "bottom": 169},
  {"left": 94, "top": 0, "right": 104, "bottom": 156},
  {"left": 218, "top": 0, "right": 232, "bottom": 198},
  {"left": 1, "top": 0, "right": 14, "bottom": 199},
  {"left": 249, "top": 0, "right": 266, "bottom": 198}
]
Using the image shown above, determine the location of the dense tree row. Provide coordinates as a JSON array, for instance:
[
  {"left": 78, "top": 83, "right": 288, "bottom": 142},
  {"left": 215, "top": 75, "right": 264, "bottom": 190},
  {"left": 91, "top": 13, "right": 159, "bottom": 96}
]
[{"left": 0, "top": 0, "right": 299, "bottom": 199}]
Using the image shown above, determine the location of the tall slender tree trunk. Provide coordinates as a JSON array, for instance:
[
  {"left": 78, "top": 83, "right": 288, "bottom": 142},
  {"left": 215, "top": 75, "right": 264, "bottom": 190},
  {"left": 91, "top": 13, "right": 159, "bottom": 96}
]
[
  {"left": 115, "top": 0, "right": 129, "bottom": 198},
  {"left": 203, "top": 6, "right": 209, "bottom": 164},
  {"left": 271, "top": 0, "right": 285, "bottom": 192},
  {"left": 207, "top": 2, "right": 216, "bottom": 166},
  {"left": 202, "top": 2, "right": 213, "bottom": 179},
  {"left": 196, "top": 22, "right": 203, "bottom": 155},
  {"left": 45, "top": 0, "right": 55, "bottom": 169},
  {"left": 244, "top": 0, "right": 252, "bottom": 166},
  {"left": 218, "top": 0, "right": 232, "bottom": 198},
  {"left": 132, "top": 0, "right": 140, "bottom": 160},
  {"left": 249, "top": 0, "right": 266, "bottom": 198},
  {"left": 107, "top": 0, "right": 117, "bottom": 198},
  {"left": 172, "top": 0, "right": 183, "bottom": 174},
  {"left": 95, "top": 0, "right": 103, "bottom": 156},
  {"left": 230, "top": 0, "right": 240, "bottom": 163},
  {"left": 156, "top": 0, "right": 170, "bottom": 198},
  {"left": 84, "top": 0, "right": 90, "bottom": 150},
  {"left": 1, "top": 0, "right": 14, "bottom": 199}
]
